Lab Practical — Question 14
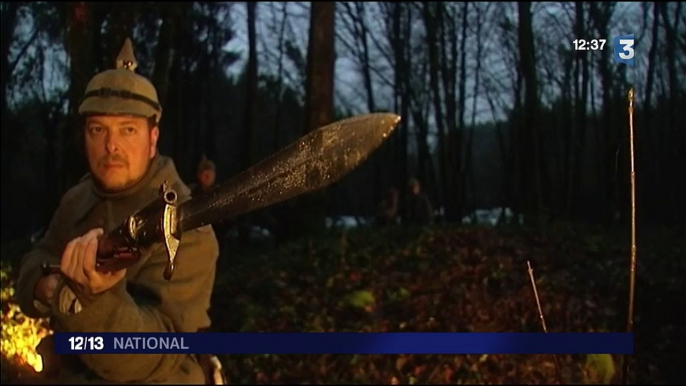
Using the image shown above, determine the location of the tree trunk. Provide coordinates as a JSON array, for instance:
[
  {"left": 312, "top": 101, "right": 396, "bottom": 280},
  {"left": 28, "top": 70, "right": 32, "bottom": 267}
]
[
  {"left": 0, "top": 2, "right": 21, "bottom": 228},
  {"left": 659, "top": 2, "right": 682, "bottom": 225},
  {"left": 423, "top": 3, "right": 447, "bottom": 214},
  {"left": 273, "top": 2, "right": 289, "bottom": 153},
  {"left": 152, "top": 6, "right": 176, "bottom": 111},
  {"left": 643, "top": 3, "right": 659, "bottom": 223},
  {"left": 304, "top": 2, "right": 335, "bottom": 135},
  {"left": 466, "top": 3, "right": 484, "bottom": 213},
  {"left": 64, "top": 1, "right": 94, "bottom": 191},
  {"left": 570, "top": 1, "right": 589, "bottom": 219},
  {"left": 238, "top": 1, "right": 258, "bottom": 246},
  {"left": 589, "top": 2, "right": 615, "bottom": 223},
  {"left": 0, "top": 2, "right": 19, "bottom": 124},
  {"left": 388, "top": 3, "right": 410, "bottom": 202},
  {"left": 455, "top": 3, "right": 469, "bottom": 220},
  {"left": 298, "top": 1, "right": 335, "bottom": 238},
  {"left": 517, "top": 2, "right": 542, "bottom": 221},
  {"left": 347, "top": 2, "right": 382, "bottom": 207}
]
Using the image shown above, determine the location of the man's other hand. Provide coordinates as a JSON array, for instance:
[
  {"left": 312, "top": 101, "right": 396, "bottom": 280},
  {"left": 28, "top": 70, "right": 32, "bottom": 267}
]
[
  {"left": 61, "top": 228, "right": 126, "bottom": 295},
  {"left": 34, "top": 273, "right": 60, "bottom": 305}
]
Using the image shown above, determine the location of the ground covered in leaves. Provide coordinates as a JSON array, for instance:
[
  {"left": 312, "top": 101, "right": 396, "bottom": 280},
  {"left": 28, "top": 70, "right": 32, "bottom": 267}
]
[
  {"left": 1, "top": 223, "right": 683, "bottom": 384},
  {"left": 209, "top": 224, "right": 684, "bottom": 384}
]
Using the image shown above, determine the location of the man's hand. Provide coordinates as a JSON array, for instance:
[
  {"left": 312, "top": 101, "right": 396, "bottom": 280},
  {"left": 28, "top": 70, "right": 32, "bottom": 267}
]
[
  {"left": 61, "top": 228, "right": 126, "bottom": 296},
  {"left": 34, "top": 273, "right": 60, "bottom": 305}
]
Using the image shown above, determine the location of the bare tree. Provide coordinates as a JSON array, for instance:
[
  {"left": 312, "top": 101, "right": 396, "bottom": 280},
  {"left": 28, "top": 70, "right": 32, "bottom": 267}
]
[
  {"left": 379, "top": 2, "right": 410, "bottom": 194},
  {"left": 304, "top": 2, "right": 335, "bottom": 134},
  {"left": 64, "top": 1, "right": 95, "bottom": 189},
  {"left": 339, "top": 2, "right": 383, "bottom": 204},
  {"left": 465, "top": 3, "right": 488, "bottom": 208},
  {"left": 151, "top": 4, "right": 178, "bottom": 109},
  {"left": 588, "top": 2, "right": 616, "bottom": 222},
  {"left": 1, "top": 2, "right": 22, "bottom": 121},
  {"left": 272, "top": 2, "right": 289, "bottom": 152},
  {"left": 238, "top": 1, "right": 259, "bottom": 245},
  {"left": 245, "top": 1, "right": 258, "bottom": 169},
  {"left": 297, "top": 1, "right": 336, "bottom": 235},
  {"left": 422, "top": 3, "right": 448, "bottom": 213},
  {"left": 569, "top": 1, "right": 589, "bottom": 218},
  {"left": 454, "top": 2, "right": 470, "bottom": 219},
  {"left": 658, "top": 2, "right": 683, "bottom": 223},
  {"left": 517, "top": 1, "right": 542, "bottom": 219}
]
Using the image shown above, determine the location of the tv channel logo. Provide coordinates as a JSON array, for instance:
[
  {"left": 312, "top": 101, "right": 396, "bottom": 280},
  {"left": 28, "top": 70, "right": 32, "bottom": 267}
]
[{"left": 614, "top": 34, "right": 635, "bottom": 66}]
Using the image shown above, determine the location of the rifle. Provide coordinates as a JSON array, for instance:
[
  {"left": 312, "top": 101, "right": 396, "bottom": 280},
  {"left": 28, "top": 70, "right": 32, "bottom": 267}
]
[{"left": 41, "top": 113, "right": 401, "bottom": 280}]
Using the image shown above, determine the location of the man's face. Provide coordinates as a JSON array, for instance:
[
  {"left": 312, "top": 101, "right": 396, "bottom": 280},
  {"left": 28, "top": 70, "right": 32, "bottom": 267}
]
[
  {"left": 85, "top": 115, "right": 159, "bottom": 192},
  {"left": 410, "top": 183, "right": 420, "bottom": 195},
  {"left": 198, "top": 169, "right": 216, "bottom": 188}
]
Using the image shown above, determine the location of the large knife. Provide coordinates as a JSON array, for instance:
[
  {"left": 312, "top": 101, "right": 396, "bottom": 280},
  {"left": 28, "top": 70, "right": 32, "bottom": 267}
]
[{"left": 41, "top": 113, "right": 401, "bottom": 280}]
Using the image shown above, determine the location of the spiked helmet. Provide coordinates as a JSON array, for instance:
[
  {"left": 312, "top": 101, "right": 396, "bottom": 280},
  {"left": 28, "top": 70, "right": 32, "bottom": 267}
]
[
  {"left": 78, "top": 38, "right": 162, "bottom": 124},
  {"left": 197, "top": 154, "right": 216, "bottom": 174}
]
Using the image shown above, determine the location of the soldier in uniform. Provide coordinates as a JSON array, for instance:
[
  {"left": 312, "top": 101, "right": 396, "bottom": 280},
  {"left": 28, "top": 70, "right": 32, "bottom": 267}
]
[
  {"left": 188, "top": 155, "right": 233, "bottom": 252},
  {"left": 16, "top": 39, "right": 224, "bottom": 384},
  {"left": 189, "top": 154, "right": 217, "bottom": 198},
  {"left": 402, "top": 178, "right": 434, "bottom": 225}
]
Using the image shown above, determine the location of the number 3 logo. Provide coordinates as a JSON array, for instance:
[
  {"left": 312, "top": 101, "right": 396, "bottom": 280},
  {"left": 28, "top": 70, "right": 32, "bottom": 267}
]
[
  {"left": 619, "top": 39, "right": 635, "bottom": 59},
  {"left": 614, "top": 34, "right": 635, "bottom": 66}
]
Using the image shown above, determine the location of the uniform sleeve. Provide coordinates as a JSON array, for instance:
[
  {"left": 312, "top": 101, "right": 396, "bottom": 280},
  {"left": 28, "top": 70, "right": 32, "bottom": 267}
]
[
  {"left": 16, "top": 197, "right": 68, "bottom": 318},
  {"left": 50, "top": 225, "right": 219, "bottom": 383}
]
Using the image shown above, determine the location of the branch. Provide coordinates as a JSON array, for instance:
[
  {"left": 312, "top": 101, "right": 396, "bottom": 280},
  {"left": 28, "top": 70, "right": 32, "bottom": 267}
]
[
  {"left": 527, "top": 261, "right": 564, "bottom": 384},
  {"left": 9, "top": 27, "right": 40, "bottom": 75}
]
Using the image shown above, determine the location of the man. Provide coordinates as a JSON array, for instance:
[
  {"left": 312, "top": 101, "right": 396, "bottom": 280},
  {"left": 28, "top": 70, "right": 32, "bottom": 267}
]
[
  {"left": 16, "top": 39, "right": 221, "bottom": 384},
  {"left": 188, "top": 155, "right": 232, "bottom": 250},
  {"left": 189, "top": 155, "right": 216, "bottom": 198},
  {"left": 403, "top": 178, "right": 434, "bottom": 225}
]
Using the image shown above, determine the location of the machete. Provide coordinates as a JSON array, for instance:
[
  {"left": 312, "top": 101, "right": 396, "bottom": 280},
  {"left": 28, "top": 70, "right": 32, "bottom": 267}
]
[{"left": 41, "top": 112, "right": 401, "bottom": 280}]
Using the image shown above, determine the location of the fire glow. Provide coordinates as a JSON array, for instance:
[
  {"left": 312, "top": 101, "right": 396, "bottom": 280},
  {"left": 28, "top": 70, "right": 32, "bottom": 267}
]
[{"left": 1, "top": 263, "right": 52, "bottom": 374}]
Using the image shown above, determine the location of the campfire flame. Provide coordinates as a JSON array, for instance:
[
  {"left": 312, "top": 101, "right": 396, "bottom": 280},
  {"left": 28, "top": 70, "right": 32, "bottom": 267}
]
[{"left": 1, "top": 263, "right": 53, "bottom": 374}]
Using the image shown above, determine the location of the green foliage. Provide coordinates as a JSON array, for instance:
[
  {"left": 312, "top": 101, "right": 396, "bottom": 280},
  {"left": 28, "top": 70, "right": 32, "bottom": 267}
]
[
  {"left": 342, "top": 290, "right": 375, "bottom": 310},
  {"left": 583, "top": 354, "right": 616, "bottom": 384}
]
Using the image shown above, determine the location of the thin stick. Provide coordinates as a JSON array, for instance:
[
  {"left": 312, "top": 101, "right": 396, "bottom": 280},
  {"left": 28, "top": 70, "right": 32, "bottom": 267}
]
[
  {"left": 621, "top": 87, "right": 637, "bottom": 385},
  {"left": 527, "top": 260, "right": 563, "bottom": 384}
]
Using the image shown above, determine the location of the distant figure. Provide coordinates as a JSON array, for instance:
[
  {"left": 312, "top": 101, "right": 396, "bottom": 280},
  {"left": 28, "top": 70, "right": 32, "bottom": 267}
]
[
  {"left": 189, "top": 155, "right": 233, "bottom": 250},
  {"left": 403, "top": 178, "right": 434, "bottom": 225},
  {"left": 375, "top": 187, "right": 399, "bottom": 226},
  {"left": 189, "top": 154, "right": 216, "bottom": 197}
]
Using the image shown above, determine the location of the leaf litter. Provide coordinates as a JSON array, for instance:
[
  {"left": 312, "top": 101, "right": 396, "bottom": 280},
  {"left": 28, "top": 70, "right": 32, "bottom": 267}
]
[{"left": 209, "top": 224, "right": 683, "bottom": 384}]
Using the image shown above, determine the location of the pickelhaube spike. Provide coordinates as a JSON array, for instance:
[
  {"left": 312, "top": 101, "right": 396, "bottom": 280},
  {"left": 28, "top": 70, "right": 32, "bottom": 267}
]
[{"left": 116, "top": 38, "right": 138, "bottom": 71}]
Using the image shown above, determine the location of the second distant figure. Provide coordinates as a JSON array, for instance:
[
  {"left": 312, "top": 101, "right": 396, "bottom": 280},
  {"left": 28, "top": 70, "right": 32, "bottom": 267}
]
[
  {"left": 375, "top": 186, "right": 399, "bottom": 226},
  {"left": 403, "top": 178, "right": 434, "bottom": 225}
]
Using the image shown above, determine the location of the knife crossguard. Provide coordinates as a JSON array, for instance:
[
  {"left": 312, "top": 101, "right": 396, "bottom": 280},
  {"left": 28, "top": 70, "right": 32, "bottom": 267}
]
[
  {"left": 159, "top": 182, "right": 181, "bottom": 280},
  {"left": 124, "top": 180, "right": 181, "bottom": 280},
  {"left": 41, "top": 181, "right": 182, "bottom": 281}
]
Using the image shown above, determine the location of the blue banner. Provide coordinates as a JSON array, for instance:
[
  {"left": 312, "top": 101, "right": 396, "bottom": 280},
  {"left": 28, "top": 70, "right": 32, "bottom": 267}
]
[{"left": 53, "top": 332, "right": 633, "bottom": 355}]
